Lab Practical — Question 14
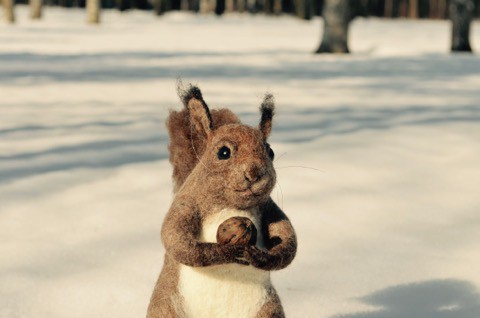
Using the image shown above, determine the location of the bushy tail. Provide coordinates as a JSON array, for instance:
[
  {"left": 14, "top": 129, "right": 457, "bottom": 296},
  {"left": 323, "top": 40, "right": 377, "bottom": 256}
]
[{"left": 166, "top": 84, "right": 240, "bottom": 192}]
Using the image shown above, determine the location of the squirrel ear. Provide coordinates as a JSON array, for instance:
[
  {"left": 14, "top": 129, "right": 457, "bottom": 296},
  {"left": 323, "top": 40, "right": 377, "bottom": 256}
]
[
  {"left": 188, "top": 98, "right": 213, "bottom": 137},
  {"left": 259, "top": 93, "right": 275, "bottom": 139},
  {"left": 178, "top": 83, "right": 213, "bottom": 137}
]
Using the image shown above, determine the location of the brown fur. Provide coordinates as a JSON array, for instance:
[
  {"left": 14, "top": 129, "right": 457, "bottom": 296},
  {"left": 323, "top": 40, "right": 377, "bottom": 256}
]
[
  {"left": 167, "top": 107, "right": 240, "bottom": 192},
  {"left": 147, "top": 254, "right": 184, "bottom": 318},
  {"left": 256, "top": 287, "right": 285, "bottom": 318},
  {"left": 147, "top": 86, "right": 297, "bottom": 317}
]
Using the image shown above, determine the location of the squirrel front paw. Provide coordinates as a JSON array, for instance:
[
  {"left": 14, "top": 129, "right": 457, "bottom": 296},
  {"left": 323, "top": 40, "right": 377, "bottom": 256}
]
[
  {"left": 217, "top": 244, "right": 249, "bottom": 266},
  {"left": 243, "top": 246, "right": 279, "bottom": 270}
]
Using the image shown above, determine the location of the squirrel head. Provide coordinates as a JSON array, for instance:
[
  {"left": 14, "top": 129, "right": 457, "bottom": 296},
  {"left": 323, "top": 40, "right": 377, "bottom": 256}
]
[{"left": 172, "top": 85, "right": 276, "bottom": 210}]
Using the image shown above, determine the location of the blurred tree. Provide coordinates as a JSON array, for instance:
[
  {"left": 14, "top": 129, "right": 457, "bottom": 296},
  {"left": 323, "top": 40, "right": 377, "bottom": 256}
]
[
  {"left": 315, "top": 0, "right": 351, "bottom": 53},
  {"left": 8, "top": 0, "right": 480, "bottom": 19},
  {"left": 153, "top": 0, "right": 173, "bottom": 14},
  {"left": 237, "top": 0, "right": 245, "bottom": 12},
  {"left": 438, "top": 0, "right": 447, "bottom": 18},
  {"left": 189, "top": 0, "right": 199, "bottom": 11},
  {"left": 409, "top": 0, "right": 418, "bottom": 17},
  {"left": 30, "top": 0, "right": 43, "bottom": 19},
  {"left": 273, "top": 0, "right": 281, "bottom": 14},
  {"left": 3, "top": 0, "right": 15, "bottom": 23},
  {"left": 418, "top": 0, "right": 428, "bottom": 17},
  {"left": 215, "top": 0, "right": 225, "bottom": 14},
  {"left": 399, "top": 0, "right": 407, "bottom": 16},
  {"left": 200, "top": 0, "right": 215, "bottom": 13},
  {"left": 429, "top": 0, "right": 437, "bottom": 18},
  {"left": 117, "top": 0, "right": 131, "bottom": 11},
  {"left": 295, "top": 0, "right": 313, "bottom": 19},
  {"left": 385, "top": 0, "right": 393, "bottom": 17},
  {"left": 153, "top": 0, "right": 163, "bottom": 14},
  {"left": 264, "top": 0, "right": 273, "bottom": 13},
  {"left": 86, "top": 0, "right": 101, "bottom": 23},
  {"left": 450, "top": 0, "right": 475, "bottom": 52},
  {"left": 281, "top": 0, "right": 295, "bottom": 14},
  {"left": 225, "top": 0, "right": 234, "bottom": 12}
]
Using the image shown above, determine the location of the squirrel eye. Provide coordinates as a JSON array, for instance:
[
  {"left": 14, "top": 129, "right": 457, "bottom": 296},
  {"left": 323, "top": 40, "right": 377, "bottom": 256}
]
[
  {"left": 217, "top": 146, "right": 231, "bottom": 160},
  {"left": 266, "top": 143, "right": 275, "bottom": 160}
]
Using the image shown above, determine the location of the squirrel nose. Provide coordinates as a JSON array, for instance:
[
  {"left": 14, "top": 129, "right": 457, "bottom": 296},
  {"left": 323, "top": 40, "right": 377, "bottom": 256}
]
[{"left": 244, "top": 164, "right": 266, "bottom": 183}]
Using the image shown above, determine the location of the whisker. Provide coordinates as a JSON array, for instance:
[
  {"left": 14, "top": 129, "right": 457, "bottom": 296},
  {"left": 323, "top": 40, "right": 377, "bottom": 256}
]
[
  {"left": 276, "top": 178, "right": 284, "bottom": 210},
  {"left": 275, "top": 183, "right": 281, "bottom": 209},
  {"left": 189, "top": 122, "right": 209, "bottom": 173},
  {"left": 276, "top": 165, "right": 325, "bottom": 173},
  {"left": 273, "top": 152, "right": 287, "bottom": 163}
]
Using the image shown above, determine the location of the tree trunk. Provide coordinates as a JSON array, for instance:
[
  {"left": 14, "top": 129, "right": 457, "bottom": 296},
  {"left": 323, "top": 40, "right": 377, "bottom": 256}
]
[
  {"left": 199, "top": 0, "right": 211, "bottom": 13},
  {"left": 117, "top": 0, "right": 130, "bottom": 11},
  {"left": 450, "top": 0, "right": 474, "bottom": 52},
  {"left": 264, "top": 0, "right": 273, "bottom": 14},
  {"left": 153, "top": 0, "right": 173, "bottom": 14},
  {"left": 237, "top": 0, "right": 245, "bottom": 12},
  {"left": 153, "top": 0, "right": 163, "bottom": 14},
  {"left": 295, "top": 0, "right": 313, "bottom": 19},
  {"left": 86, "top": 0, "right": 101, "bottom": 23},
  {"left": 399, "top": 0, "right": 407, "bottom": 16},
  {"left": 429, "top": 0, "right": 437, "bottom": 18},
  {"left": 225, "top": 0, "right": 234, "bottom": 12},
  {"left": 273, "top": 0, "right": 281, "bottom": 14},
  {"left": 409, "top": 0, "right": 418, "bottom": 18},
  {"left": 316, "top": 0, "right": 351, "bottom": 54},
  {"left": 3, "top": 0, "right": 15, "bottom": 24},
  {"left": 438, "top": 0, "right": 447, "bottom": 18},
  {"left": 246, "top": 0, "right": 256, "bottom": 13},
  {"left": 384, "top": 0, "right": 393, "bottom": 17},
  {"left": 30, "top": 0, "right": 43, "bottom": 19},
  {"left": 214, "top": 0, "right": 224, "bottom": 14}
]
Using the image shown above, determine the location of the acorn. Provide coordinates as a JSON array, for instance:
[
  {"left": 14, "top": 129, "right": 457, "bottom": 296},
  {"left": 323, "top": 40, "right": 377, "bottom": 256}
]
[{"left": 216, "top": 216, "right": 257, "bottom": 246}]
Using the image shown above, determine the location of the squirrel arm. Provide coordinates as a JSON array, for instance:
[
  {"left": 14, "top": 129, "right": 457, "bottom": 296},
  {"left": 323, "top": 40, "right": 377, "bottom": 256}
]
[
  {"left": 244, "top": 199, "right": 297, "bottom": 271},
  {"left": 161, "top": 198, "right": 245, "bottom": 267}
]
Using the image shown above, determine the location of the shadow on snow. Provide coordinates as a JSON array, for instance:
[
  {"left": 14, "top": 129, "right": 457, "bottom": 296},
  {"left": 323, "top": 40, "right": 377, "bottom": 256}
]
[
  {"left": 1, "top": 51, "right": 479, "bottom": 97},
  {"left": 335, "top": 279, "right": 480, "bottom": 318},
  {"left": 0, "top": 102, "right": 479, "bottom": 184}
]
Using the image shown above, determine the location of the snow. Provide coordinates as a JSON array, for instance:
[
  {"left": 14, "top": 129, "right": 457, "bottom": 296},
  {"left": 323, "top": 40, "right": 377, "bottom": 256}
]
[{"left": 1, "top": 5, "right": 480, "bottom": 318}]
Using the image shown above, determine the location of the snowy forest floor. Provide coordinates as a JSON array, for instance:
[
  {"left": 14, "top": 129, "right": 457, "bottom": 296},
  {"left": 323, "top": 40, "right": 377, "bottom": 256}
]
[{"left": 1, "top": 6, "right": 480, "bottom": 318}]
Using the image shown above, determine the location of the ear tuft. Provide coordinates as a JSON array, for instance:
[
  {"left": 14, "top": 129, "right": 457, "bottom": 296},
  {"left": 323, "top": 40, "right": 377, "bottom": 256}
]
[
  {"left": 177, "top": 81, "right": 214, "bottom": 133},
  {"left": 259, "top": 93, "right": 275, "bottom": 138},
  {"left": 177, "top": 81, "right": 205, "bottom": 108}
]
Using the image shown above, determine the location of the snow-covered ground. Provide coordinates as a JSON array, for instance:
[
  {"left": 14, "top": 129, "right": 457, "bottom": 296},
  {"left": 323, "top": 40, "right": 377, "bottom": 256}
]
[{"left": 1, "top": 6, "right": 480, "bottom": 318}]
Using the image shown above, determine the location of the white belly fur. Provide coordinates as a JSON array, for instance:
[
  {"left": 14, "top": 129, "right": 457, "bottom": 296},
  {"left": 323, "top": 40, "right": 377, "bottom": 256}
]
[{"left": 178, "top": 208, "right": 271, "bottom": 318}]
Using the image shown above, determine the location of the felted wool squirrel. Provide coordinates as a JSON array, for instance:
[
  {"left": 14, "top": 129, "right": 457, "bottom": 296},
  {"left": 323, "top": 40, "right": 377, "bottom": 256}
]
[{"left": 147, "top": 84, "right": 297, "bottom": 318}]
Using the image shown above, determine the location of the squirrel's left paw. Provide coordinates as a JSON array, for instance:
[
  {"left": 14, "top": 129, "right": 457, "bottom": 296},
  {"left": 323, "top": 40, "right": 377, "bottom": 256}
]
[{"left": 244, "top": 246, "right": 277, "bottom": 270}]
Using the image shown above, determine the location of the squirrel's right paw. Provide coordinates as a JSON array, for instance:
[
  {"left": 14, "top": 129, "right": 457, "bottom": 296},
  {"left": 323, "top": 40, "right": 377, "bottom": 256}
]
[{"left": 217, "top": 244, "right": 247, "bottom": 265}]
